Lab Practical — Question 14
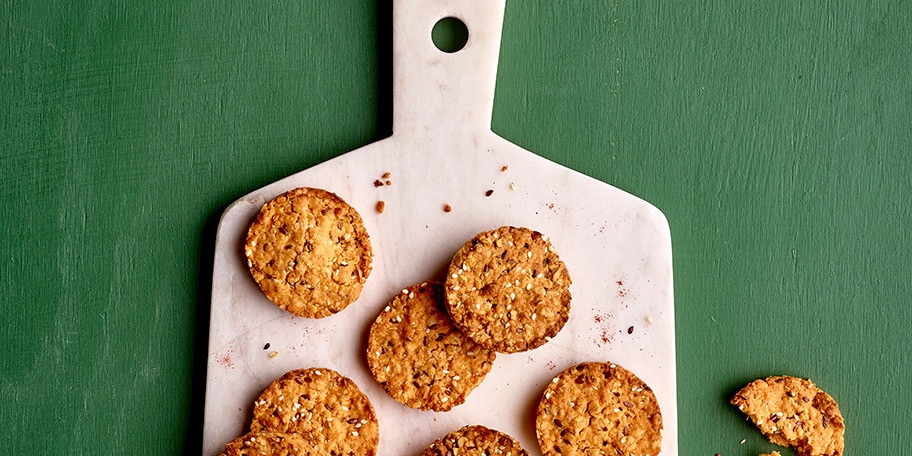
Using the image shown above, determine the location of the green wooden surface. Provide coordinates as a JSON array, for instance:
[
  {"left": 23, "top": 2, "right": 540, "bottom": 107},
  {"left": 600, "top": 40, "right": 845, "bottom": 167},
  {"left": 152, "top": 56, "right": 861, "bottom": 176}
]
[{"left": 2, "top": 1, "right": 909, "bottom": 454}]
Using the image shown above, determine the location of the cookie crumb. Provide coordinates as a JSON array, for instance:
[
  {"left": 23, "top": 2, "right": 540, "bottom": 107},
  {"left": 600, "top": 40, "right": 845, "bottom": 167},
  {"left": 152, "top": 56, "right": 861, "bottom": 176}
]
[
  {"left": 373, "top": 179, "right": 384, "bottom": 187},
  {"left": 509, "top": 182, "right": 517, "bottom": 190},
  {"left": 501, "top": 165, "right": 509, "bottom": 172},
  {"left": 443, "top": 204, "right": 452, "bottom": 213},
  {"left": 382, "top": 172, "right": 391, "bottom": 179},
  {"left": 268, "top": 351, "right": 278, "bottom": 358},
  {"left": 376, "top": 201, "right": 385, "bottom": 213}
]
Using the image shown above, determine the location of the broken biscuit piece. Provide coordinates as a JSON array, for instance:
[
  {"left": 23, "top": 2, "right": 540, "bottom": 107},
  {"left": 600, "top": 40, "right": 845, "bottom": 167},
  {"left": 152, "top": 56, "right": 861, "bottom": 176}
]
[{"left": 731, "top": 375, "right": 844, "bottom": 456}]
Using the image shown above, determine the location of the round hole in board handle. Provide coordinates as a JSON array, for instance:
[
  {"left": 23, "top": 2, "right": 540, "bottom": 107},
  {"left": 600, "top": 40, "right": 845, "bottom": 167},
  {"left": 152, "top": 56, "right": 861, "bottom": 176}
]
[{"left": 431, "top": 17, "right": 469, "bottom": 53}]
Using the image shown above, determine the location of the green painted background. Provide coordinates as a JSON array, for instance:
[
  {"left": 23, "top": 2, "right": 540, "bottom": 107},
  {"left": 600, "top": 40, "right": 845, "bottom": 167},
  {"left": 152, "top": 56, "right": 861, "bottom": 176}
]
[{"left": 2, "top": 1, "right": 909, "bottom": 454}]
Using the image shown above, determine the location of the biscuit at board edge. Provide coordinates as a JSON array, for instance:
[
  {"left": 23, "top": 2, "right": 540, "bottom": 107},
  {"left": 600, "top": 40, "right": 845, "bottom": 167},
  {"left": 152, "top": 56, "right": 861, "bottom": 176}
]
[
  {"left": 535, "top": 361, "right": 663, "bottom": 456},
  {"left": 244, "top": 187, "right": 373, "bottom": 318}
]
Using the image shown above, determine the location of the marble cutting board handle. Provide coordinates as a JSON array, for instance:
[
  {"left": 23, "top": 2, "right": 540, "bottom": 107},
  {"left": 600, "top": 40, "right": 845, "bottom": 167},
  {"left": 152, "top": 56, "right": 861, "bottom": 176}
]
[{"left": 392, "top": 0, "right": 506, "bottom": 137}]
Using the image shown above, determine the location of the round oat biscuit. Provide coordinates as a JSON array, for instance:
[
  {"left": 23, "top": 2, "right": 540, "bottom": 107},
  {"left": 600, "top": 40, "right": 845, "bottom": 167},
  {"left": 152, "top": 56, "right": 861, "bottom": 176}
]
[
  {"left": 245, "top": 187, "right": 372, "bottom": 318},
  {"left": 535, "top": 362, "right": 663, "bottom": 456},
  {"left": 250, "top": 368, "right": 379, "bottom": 456},
  {"left": 421, "top": 425, "right": 530, "bottom": 456},
  {"left": 444, "top": 226, "right": 571, "bottom": 353},
  {"left": 219, "top": 430, "right": 308, "bottom": 456},
  {"left": 731, "top": 375, "right": 845, "bottom": 456},
  {"left": 366, "top": 281, "right": 496, "bottom": 411}
]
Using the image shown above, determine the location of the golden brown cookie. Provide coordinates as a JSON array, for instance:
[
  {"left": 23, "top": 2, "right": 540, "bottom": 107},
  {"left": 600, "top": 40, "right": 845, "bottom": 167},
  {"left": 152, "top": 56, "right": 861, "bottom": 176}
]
[
  {"left": 760, "top": 452, "right": 783, "bottom": 456},
  {"left": 245, "top": 187, "right": 372, "bottom": 318},
  {"left": 444, "top": 226, "right": 571, "bottom": 353},
  {"left": 250, "top": 368, "right": 379, "bottom": 456},
  {"left": 219, "top": 430, "right": 308, "bottom": 456},
  {"left": 535, "top": 362, "right": 663, "bottom": 456},
  {"left": 366, "top": 282, "right": 496, "bottom": 411},
  {"left": 731, "top": 375, "right": 845, "bottom": 456},
  {"left": 421, "top": 424, "right": 530, "bottom": 456}
]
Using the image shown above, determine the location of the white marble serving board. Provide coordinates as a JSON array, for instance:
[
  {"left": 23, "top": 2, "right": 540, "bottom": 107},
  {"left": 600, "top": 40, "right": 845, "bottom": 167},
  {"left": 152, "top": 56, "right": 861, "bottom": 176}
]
[{"left": 202, "top": 1, "right": 676, "bottom": 455}]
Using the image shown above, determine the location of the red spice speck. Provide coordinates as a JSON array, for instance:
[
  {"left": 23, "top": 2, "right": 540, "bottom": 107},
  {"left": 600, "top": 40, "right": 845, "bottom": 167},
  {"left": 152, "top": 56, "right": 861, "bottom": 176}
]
[
  {"left": 627, "top": 326, "right": 635, "bottom": 334},
  {"left": 485, "top": 189, "right": 494, "bottom": 197},
  {"left": 501, "top": 165, "right": 509, "bottom": 172},
  {"left": 217, "top": 351, "right": 234, "bottom": 368},
  {"left": 373, "top": 179, "right": 384, "bottom": 187}
]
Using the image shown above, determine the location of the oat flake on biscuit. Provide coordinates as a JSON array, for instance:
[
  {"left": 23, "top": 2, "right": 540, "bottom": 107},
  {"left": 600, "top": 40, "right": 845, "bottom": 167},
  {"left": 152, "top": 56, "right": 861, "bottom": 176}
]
[{"left": 244, "top": 186, "right": 372, "bottom": 318}]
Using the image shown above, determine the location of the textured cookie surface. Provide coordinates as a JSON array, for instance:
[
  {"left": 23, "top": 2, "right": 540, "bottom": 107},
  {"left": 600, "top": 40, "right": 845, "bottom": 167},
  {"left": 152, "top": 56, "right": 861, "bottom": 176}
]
[
  {"left": 245, "top": 187, "right": 372, "bottom": 318},
  {"left": 366, "top": 281, "right": 496, "bottom": 411},
  {"left": 219, "top": 430, "right": 308, "bottom": 456},
  {"left": 536, "top": 362, "right": 663, "bottom": 456},
  {"left": 445, "top": 226, "right": 571, "bottom": 353},
  {"left": 421, "top": 425, "right": 530, "bottom": 456},
  {"left": 250, "top": 368, "right": 379, "bottom": 455},
  {"left": 731, "top": 375, "right": 844, "bottom": 456}
]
